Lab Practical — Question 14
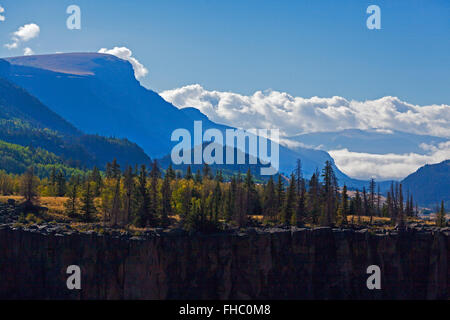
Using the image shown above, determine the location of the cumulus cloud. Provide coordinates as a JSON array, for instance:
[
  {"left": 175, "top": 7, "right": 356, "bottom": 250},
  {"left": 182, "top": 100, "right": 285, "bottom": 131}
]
[
  {"left": 5, "top": 23, "right": 40, "bottom": 50},
  {"left": 160, "top": 84, "right": 450, "bottom": 139},
  {"left": 23, "top": 47, "right": 34, "bottom": 56},
  {"left": 98, "top": 46, "right": 148, "bottom": 79},
  {"left": 329, "top": 141, "right": 450, "bottom": 180},
  {"left": 161, "top": 84, "right": 450, "bottom": 179},
  {"left": 0, "top": 6, "right": 5, "bottom": 21}
]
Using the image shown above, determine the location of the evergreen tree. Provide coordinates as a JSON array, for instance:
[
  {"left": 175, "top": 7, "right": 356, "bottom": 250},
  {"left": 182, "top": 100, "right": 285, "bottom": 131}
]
[
  {"left": 56, "top": 170, "right": 66, "bottom": 197},
  {"left": 369, "top": 178, "right": 376, "bottom": 224},
  {"left": 135, "top": 165, "right": 151, "bottom": 227},
  {"left": 436, "top": 201, "right": 446, "bottom": 227},
  {"left": 263, "top": 176, "right": 276, "bottom": 222},
  {"left": 337, "top": 185, "right": 349, "bottom": 226},
  {"left": 90, "top": 166, "right": 103, "bottom": 197},
  {"left": 160, "top": 173, "right": 172, "bottom": 225},
  {"left": 194, "top": 169, "right": 203, "bottom": 183},
  {"left": 292, "top": 181, "right": 306, "bottom": 226},
  {"left": 212, "top": 180, "right": 222, "bottom": 223},
  {"left": 320, "top": 161, "right": 339, "bottom": 226},
  {"left": 276, "top": 174, "right": 285, "bottom": 218},
  {"left": 282, "top": 173, "right": 296, "bottom": 224},
  {"left": 64, "top": 175, "right": 80, "bottom": 218},
  {"left": 80, "top": 181, "right": 96, "bottom": 222},
  {"left": 166, "top": 164, "right": 176, "bottom": 180},
  {"left": 110, "top": 176, "right": 122, "bottom": 226},
  {"left": 202, "top": 164, "right": 211, "bottom": 180},
  {"left": 123, "top": 165, "right": 135, "bottom": 226},
  {"left": 185, "top": 165, "right": 193, "bottom": 180}
]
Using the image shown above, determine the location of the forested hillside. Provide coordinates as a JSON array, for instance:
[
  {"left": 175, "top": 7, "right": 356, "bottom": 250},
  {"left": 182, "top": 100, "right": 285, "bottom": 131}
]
[
  {"left": 0, "top": 74, "right": 151, "bottom": 172},
  {"left": 402, "top": 160, "right": 450, "bottom": 208},
  {"left": 0, "top": 139, "right": 83, "bottom": 177}
]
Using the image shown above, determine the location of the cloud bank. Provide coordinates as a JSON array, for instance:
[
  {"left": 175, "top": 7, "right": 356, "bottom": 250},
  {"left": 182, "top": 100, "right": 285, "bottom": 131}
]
[
  {"left": 5, "top": 23, "right": 40, "bottom": 49},
  {"left": 161, "top": 84, "right": 450, "bottom": 180},
  {"left": 329, "top": 141, "right": 450, "bottom": 180},
  {"left": 98, "top": 46, "right": 148, "bottom": 79},
  {"left": 161, "top": 84, "right": 450, "bottom": 139}
]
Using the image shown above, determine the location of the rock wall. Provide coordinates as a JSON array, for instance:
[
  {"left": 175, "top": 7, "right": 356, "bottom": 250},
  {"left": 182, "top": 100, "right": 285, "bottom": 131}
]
[{"left": 0, "top": 226, "right": 448, "bottom": 300}]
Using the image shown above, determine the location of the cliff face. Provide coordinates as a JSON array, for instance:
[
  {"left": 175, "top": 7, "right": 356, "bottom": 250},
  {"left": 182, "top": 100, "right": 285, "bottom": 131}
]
[{"left": 0, "top": 226, "right": 448, "bottom": 300}]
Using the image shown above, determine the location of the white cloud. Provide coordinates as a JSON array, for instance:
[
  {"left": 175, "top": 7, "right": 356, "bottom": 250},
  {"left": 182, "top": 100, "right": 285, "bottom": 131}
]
[
  {"left": 161, "top": 84, "right": 450, "bottom": 180},
  {"left": 160, "top": 84, "right": 450, "bottom": 139},
  {"left": 5, "top": 23, "right": 40, "bottom": 50},
  {"left": 23, "top": 47, "right": 34, "bottom": 56},
  {"left": 98, "top": 46, "right": 148, "bottom": 79},
  {"left": 329, "top": 141, "right": 450, "bottom": 180},
  {"left": 0, "top": 6, "right": 5, "bottom": 21}
]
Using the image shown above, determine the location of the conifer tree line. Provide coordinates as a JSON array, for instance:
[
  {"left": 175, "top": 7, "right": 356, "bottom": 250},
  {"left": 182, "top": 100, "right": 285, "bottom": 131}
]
[{"left": 0, "top": 158, "right": 447, "bottom": 230}]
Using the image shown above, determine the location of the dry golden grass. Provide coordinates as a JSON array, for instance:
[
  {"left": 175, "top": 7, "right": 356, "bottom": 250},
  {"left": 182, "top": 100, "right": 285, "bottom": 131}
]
[
  {"left": 347, "top": 215, "right": 391, "bottom": 223},
  {"left": 0, "top": 195, "right": 67, "bottom": 214}
]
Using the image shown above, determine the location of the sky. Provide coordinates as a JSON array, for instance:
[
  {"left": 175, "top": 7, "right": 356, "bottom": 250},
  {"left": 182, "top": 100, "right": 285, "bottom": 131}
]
[
  {"left": 0, "top": 0, "right": 449, "bottom": 105},
  {"left": 0, "top": 0, "right": 449, "bottom": 180}
]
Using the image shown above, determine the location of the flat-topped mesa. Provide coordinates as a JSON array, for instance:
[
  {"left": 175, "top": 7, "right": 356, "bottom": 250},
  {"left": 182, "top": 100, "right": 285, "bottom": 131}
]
[
  {"left": 4, "top": 53, "right": 138, "bottom": 85},
  {"left": 0, "top": 224, "right": 448, "bottom": 300}
]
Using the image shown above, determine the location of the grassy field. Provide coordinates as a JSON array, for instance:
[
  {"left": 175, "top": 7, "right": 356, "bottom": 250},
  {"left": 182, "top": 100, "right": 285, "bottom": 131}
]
[{"left": 0, "top": 196, "right": 439, "bottom": 228}]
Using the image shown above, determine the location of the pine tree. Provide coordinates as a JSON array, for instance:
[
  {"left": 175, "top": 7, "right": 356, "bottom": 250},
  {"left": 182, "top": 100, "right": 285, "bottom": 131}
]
[
  {"left": 80, "top": 181, "right": 96, "bottom": 222},
  {"left": 166, "top": 164, "right": 176, "bottom": 180},
  {"left": 295, "top": 159, "right": 304, "bottom": 196},
  {"left": 160, "top": 173, "right": 172, "bottom": 225},
  {"left": 320, "top": 161, "right": 339, "bottom": 226},
  {"left": 90, "top": 166, "right": 103, "bottom": 197},
  {"left": 110, "top": 158, "right": 121, "bottom": 179},
  {"left": 64, "top": 175, "right": 80, "bottom": 218},
  {"left": 110, "top": 176, "right": 122, "bottom": 226},
  {"left": 369, "top": 178, "right": 376, "bottom": 224},
  {"left": 276, "top": 174, "right": 285, "bottom": 219},
  {"left": 123, "top": 165, "right": 135, "bottom": 226},
  {"left": 436, "top": 201, "right": 446, "bottom": 227},
  {"left": 292, "top": 181, "right": 306, "bottom": 226},
  {"left": 56, "top": 170, "right": 66, "bottom": 197},
  {"left": 397, "top": 183, "right": 405, "bottom": 229},
  {"left": 202, "top": 164, "right": 211, "bottom": 180},
  {"left": 149, "top": 161, "right": 160, "bottom": 226},
  {"left": 337, "top": 185, "right": 349, "bottom": 226},
  {"left": 135, "top": 165, "right": 151, "bottom": 227},
  {"left": 194, "top": 169, "right": 202, "bottom": 183},
  {"left": 282, "top": 173, "right": 296, "bottom": 224},
  {"left": 212, "top": 180, "right": 222, "bottom": 223},
  {"left": 308, "top": 171, "right": 321, "bottom": 224},
  {"left": 263, "top": 176, "right": 276, "bottom": 222},
  {"left": 185, "top": 165, "right": 193, "bottom": 180},
  {"left": 354, "top": 189, "right": 362, "bottom": 224}
]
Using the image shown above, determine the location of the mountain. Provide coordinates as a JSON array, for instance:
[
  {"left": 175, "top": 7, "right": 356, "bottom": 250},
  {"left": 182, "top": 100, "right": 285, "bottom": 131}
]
[
  {"left": 401, "top": 160, "right": 450, "bottom": 208},
  {"left": 0, "top": 76, "right": 80, "bottom": 136},
  {"left": 289, "top": 128, "right": 448, "bottom": 154},
  {"left": 0, "top": 63, "right": 150, "bottom": 171},
  {"left": 0, "top": 139, "right": 83, "bottom": 177},
  {"left": 0, "top": 53, "right": 367, "bottom": 186}
]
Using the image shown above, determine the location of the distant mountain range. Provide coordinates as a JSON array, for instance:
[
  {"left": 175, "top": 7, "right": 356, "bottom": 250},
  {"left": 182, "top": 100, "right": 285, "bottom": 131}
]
[
  {"left": 289, "top": 128, "right": 448, "bottom": 154},
  {"left": 402, "top": 160, "right": 450, "bottom": 208},
  {"left": 1, "top": 53, "right": 368, "bottom": 187}
]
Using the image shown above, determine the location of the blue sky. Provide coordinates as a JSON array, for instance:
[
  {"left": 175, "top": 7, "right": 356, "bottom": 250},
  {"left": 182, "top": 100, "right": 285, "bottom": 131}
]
[{"left": 0, "top": 0, "right": 449, "bottom": 105}]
